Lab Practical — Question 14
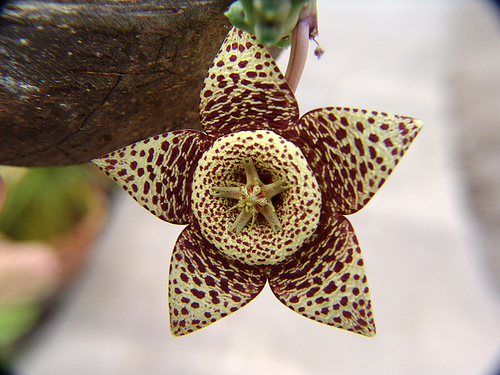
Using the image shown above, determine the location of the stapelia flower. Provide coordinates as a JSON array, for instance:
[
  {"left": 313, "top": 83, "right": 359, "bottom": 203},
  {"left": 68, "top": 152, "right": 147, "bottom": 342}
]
[{"left": 93, "top": 27, "right": 422, "bottom": 337}]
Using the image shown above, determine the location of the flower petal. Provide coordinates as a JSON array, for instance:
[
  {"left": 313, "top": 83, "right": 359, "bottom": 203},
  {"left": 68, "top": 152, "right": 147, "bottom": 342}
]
[
  {"left": 269, "top": 214, "right": 376, "bottom": 337},
  {"left": 92, "top": 130, "right": 210, "bottom": 224},
  {"left": 169, "top": 223, "right": 267, "bottom": 336},
  {"left": 283, "top": 107, "right": 423, "bottom": 214},
  {"left": 199, "top": 26, "right": 299, "bottom": 137}
]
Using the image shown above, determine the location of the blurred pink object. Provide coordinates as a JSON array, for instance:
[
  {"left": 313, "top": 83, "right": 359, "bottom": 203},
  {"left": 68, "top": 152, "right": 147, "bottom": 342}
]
[{"left": 0, "top": 243, "right": 62, "bottom": 304}]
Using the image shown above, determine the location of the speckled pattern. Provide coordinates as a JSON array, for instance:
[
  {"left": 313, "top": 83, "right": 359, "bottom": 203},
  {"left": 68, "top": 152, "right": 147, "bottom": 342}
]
[
  {"left": 169, "top": 221, "right": 267, "bottom": 336},
  {"left": 270, "top": 214, "right": 375, "bottom": 336},
  {"left": 192, "top": 130, "right": 322, "bottom": 266},
  {"left": 93, "top": 130, "right": 210, "bottom": 225},
  {"left": 93, "top": 26, "right": 422, "bottom": 337},
  {"left": 199, "top": 28, "right": 299, "bottom": 136},
  {"left": 282, "top": 108, "right": 421, "bottom": 215}
]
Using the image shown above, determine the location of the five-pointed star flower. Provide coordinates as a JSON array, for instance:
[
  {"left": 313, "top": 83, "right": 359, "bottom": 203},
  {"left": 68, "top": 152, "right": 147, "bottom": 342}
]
[{"left": 93, "top": 26, "right": 422, "bottom": 337}]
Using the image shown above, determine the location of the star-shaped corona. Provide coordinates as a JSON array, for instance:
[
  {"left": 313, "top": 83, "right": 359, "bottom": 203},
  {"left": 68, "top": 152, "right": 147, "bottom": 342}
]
[
  {"left": 211, "top": 157, "right": 290, "bottom": 234},
  {"left": 93, "top": 27, "right": 422, "bottom": 337}
]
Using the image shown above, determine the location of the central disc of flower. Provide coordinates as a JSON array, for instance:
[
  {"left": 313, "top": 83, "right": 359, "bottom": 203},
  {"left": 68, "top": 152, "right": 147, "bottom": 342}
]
[
  {"left": 191, "top": 130, "right": 322, "bottom": 266},
  {"left": 211, "top": 157, "right": 289, "bottom": 234}
]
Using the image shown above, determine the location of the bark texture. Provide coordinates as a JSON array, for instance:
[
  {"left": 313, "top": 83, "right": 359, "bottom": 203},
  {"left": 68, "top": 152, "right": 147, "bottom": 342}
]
[{"left": 0, "top": 0, "right": 233, "bottom": 166}]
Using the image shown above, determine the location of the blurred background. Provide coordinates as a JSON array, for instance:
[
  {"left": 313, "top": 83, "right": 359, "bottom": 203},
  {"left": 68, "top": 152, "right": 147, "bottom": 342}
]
[{"left": 1, "top": 1, "right": 500, "bottom": 374}]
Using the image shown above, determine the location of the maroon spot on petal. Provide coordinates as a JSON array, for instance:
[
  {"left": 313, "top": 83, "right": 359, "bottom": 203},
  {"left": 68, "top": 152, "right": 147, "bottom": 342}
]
[
  {"left": 147, "top": 148, "right": 154, "bottom": 163},
  {"left": 341, "top": 273, "right": 351, "bottom": 282},
  {"left": 323, "top": 281, "right": 338, "bottom": 294},
  {"left": 204, "top": 275, "right": 216, "bottom": 287},
  {"left": 340, "top": 297, "right": 348, "bottom": 306},
  {"left": 296, "top": 281, "right": 311, "bottom": 290},
  {"left": 315, "top": 297, "right": 326, "bottom": 304},
  {"left": 354, "top": 138, "right": 365, "bottom": 156},
  {"left": 190, "top": 288, "right": 206, "bottom": 299},
  {"left": 229, "top": 73, "right": 239, "bottom": 83},
  {"left": 336, "top": 128, "right": 347, "bottom": 140},
  {"left": 156, "top": 153, "right": 164, "bottom": 166},
  {"left": 357, "top": 318, "right": 368, "bottom": 327},
  {"left": 306, "top": 286, "right": 321, "bottom": 298},
  {"left": 343, "top": 310, "right": 352, "bottom": 319},
  {"left": 289, "top": 296, "right": 300, "bottom": 304},
  {"left": 333, "top": 262, "right": 344, "bottom": 273},
  {"left": 327, "top": 112, "right": 338, "bottom": 122}
]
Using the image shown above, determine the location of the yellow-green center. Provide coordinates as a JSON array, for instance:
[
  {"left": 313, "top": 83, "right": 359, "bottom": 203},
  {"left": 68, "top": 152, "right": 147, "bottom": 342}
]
[
  {"left": 191, "top": 130, "right": 322, "bottom": 266},
  {"left": 212, "top": 158, "right": 290, "bottom": 234}
]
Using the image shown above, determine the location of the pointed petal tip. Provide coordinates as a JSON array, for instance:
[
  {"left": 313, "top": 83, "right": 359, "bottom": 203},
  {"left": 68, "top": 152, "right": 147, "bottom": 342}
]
[
  {"left": 269, "top": 215, "right": 378, "bottom": 337},
  {"left": 199, "top": 26, "right": 299, "bottom": 136},
  {"left": 168, "top": 225, "right": 266, "bottom": 336}
]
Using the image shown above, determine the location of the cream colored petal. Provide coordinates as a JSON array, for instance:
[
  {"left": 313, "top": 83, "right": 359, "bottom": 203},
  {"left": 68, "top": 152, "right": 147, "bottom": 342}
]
[
  {"left": 199, "top": 26, "right": 299, "bottom": 137},
  {"left": 93, "top": 130, "right": 210, "bottom": 224},
  {"left": 283, "top": 107, "right": 423, "bottom": 214},
  {"left": 169, "top": 224, "right": 266, "bottom": 336},
  {"left": 269, "top": 214, "right": 376, "bottom": 337}
]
